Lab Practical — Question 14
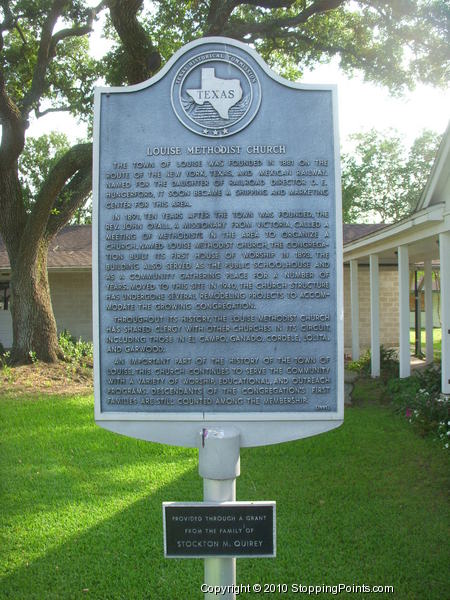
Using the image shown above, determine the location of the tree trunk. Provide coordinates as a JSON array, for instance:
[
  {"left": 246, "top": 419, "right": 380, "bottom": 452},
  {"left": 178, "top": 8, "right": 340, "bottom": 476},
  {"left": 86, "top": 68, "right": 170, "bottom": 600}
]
[
  {"left": 0, "top": 165, "right": 61, "bottom": 364},
  {"left": 9, "top": 239, "right": 62, "bottom": 363},
  {"left": 1, "top": 149, "right": 91, "bottom": 365}
]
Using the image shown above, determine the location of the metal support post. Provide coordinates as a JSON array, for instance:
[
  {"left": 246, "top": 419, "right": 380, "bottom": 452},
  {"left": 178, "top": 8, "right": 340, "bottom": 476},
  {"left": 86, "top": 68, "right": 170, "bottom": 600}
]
[
  {"left": 414, "top": 270, "right": 422, "bottom": 357},
  {"left": 350, "top": 259, "right": 360, "bottom": 361},
  {"left": 198, "top": 427, "right": 241, "bottom": 600},
  {"left": 439, "top": 232, "right": 450, "bottom": 395},
  {"left": 424, "top": 260, "right": 434, "bottom": 364},
  {"left": 370, "top": 254, "right": 380, "bottom": 377},
  {"left": 398, "top": 246, "right": 410, "bottom": 378}
]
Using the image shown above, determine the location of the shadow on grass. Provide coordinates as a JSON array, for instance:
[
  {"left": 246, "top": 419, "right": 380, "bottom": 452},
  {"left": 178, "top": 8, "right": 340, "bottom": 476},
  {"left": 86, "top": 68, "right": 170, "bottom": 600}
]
[
  {"left": 1, "top": 394, "right": 206, "bottom": 599},
  {"left": 1, "top": 471, "right": 203, "bottom": 600},
  {"left": 1, "top": 394, "right": 449, "bottom": 599},
  {"left": 1, "top": 396, "right": 195, "bottom": 520}
]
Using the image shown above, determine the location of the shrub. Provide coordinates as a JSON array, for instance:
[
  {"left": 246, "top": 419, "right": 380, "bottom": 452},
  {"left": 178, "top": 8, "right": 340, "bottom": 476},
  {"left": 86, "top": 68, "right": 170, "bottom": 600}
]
[
  {"left": 347, "top": 346, "right": 399, "bottom": 378},
  {"left": 0, "top": 349, "right": 9, "bottom": 367},
  {"left": 408, "top": 388, "right": 449, "bottom": 442},
  {"left": 387, "top": 377, "right": 421, "bottom": 412},
  {"left": 415, "top": 364, "right": 442, "bottom": 396},
  {"left": 0, "top": 350, "right": 14, "bottom": 383},
  {"left": 388, "top": 365, "right": 448, "bottom": 448},
  {"left": 347, "top": 349, "right": 371, "bottom": 375},
  {"left": 58, "top": 330, "right": 93, "bottom": 367}
]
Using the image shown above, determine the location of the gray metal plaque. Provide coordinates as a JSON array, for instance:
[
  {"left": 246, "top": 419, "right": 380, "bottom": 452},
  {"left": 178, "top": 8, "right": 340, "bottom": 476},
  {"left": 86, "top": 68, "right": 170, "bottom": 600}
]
[
  {"left": 163, "top": 502, "right": 276, "bottom": 558},
  {"left": 93, "top": 37, "right": 344, "bottom": 447}
]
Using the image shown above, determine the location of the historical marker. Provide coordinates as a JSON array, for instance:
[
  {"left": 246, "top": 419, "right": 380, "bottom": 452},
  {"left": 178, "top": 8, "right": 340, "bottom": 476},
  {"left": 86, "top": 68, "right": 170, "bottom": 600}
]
[
  {"left": 94, "top": 37, "right": 344, "bottom": 598},
  {"left": 163, "top": 502, "right": 276, "bottom": 558},
  {"left": 93, "top": 37, "right": 343, "bottom": 447}
]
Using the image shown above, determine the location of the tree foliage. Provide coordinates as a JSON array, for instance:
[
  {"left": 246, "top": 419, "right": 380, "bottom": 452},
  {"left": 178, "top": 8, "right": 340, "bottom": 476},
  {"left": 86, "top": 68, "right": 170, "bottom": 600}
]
[
  {"left": 0, "top": 1, "right": 101, "bottom": 231},
  {"left": 0, "top": 0, "right": 448, "bottom": 362},
  {"left": 18, "top": 132, "right": 70, "bottom": 208},
  {"left": 0, "top": 0, "right": 103, "bottom": 362},
  {"left": 18, "top": 132, "right": 92, "bottom": 222},
  {"left": 2, "top": 1, "right": 100, "bottom": 121},
  {"left": 341, "top": 129, "right": 442, "bottom": 223},
  {"left": 102, "top": 0, "right": 450, "bottom": 90}
]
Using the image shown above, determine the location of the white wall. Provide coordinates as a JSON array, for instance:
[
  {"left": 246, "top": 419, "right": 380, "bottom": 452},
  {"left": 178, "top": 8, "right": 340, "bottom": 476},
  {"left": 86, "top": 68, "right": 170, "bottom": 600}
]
[
  {"left": 0, "top": 310, "right": 12, "bottom": 348},
  {"left": 49, "top": 271, "right": 93, "bottom": 341},
  {"left": 0, "top": 271, "right": 93, "bottom": 349},
  {"left": 343, "top": 264, "right": 400, "bottom": 352}
]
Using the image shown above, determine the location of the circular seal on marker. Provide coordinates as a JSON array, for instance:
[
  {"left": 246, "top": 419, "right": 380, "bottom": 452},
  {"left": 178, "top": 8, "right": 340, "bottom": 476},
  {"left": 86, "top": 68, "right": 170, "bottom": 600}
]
[{"left": 171, "top": 51, "right": 261, "bottom": 138}]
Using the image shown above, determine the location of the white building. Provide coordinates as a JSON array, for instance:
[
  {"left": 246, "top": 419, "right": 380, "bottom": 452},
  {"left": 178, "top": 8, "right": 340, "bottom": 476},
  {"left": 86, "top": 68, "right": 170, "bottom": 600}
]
[{"left": 343, "top": 124, "right": 450, "bottom": 395}]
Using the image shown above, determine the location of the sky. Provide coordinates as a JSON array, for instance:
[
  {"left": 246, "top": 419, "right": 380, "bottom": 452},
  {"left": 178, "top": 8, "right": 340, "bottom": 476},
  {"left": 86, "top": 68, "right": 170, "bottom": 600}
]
[
  {"left": 27, "top": 27, "right": 450, "bottom": 154},
  {"left": 302, "top": 60, "right": 449, "bottom": 149}
]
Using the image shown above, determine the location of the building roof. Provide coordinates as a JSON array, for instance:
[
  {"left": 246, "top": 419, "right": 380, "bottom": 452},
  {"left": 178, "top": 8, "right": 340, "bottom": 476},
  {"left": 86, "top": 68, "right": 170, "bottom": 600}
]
[
  {"left": 415, "top": 122, "right": 450, "bottom": 211},
  {"left": 0, "top": 225, "right": 92, "bottom": 271},
  {"left": 0, "top": 222, "right": 386, "bottom": 271},
  {"left": 342, "top": 223, "right": 387, "bottom": 243}
]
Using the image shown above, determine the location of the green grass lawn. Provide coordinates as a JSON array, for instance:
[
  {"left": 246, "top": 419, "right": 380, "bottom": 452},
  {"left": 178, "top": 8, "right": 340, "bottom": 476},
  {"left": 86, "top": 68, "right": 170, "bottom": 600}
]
[
  {"left": 1, "top": 393, "right": 449, "bottom": 599},
  {"left": 410, "top": 327, "right": 442, "bottom": 360}
]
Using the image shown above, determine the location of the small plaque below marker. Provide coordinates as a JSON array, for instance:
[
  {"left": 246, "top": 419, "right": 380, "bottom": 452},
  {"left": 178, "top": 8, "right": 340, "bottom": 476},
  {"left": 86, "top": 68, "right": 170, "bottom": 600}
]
[{"left": 163, "top": 502, "right": 276, "bottom": 558}]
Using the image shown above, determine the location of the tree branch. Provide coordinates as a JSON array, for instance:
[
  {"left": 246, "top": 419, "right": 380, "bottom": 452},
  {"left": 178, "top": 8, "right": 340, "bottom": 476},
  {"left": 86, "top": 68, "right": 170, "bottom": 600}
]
[
  {"left": 46, "top": 166, "right": 92, "bottom": 237},
  {"left": 35, "top": 105, "right": 71, "bottom": 119},
  {"left": 234, "top": 0, "right": 296, "bottom": 8},
  {"left": 247, "top": 28, "right": 363, "bottom": 64},
  {"left": 50, "top": 24, "right": 93, "bottom": 46},
  {"left": 0, "top": 168, "right": 28, "bottom": 267},
  {"left": 107, "top": 0, "right": 161, "bottom": 84},
  {"left": 0, "top": 0, "right": 15, "bottom": 32},
  {"left": 20, "top": 1, "right": 106, "bottom": 117},
  {"left": 205, "top": 0, "right": 238, "bottom": 35},
  {"left": 14, "top": 22, "right": 27, "bottom": 44},
  {"left": 223, "top": 0, "right": 345, "bottom": 38},
  {"left": 20, "top": 2, "right": 62, "bottom": 115},
  {"left": 0, "top": 74, "right": 26, "bottom": 166},
  {"left": 50, "top": 1, "right": 108, "bottom": 49},
  {"left": 0, "top": 3, "right": 27, "bottom": 164},
  {"left": 24, "top": 143, "right": 92, "bottom": 248}
]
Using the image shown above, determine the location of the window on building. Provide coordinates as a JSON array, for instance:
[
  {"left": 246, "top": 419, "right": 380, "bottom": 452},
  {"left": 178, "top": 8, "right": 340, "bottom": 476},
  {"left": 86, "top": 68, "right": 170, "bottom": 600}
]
[{"left": 0, "top": 282, "right": 10, "bottom": 310}]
